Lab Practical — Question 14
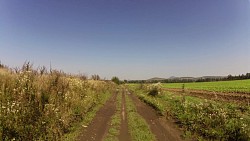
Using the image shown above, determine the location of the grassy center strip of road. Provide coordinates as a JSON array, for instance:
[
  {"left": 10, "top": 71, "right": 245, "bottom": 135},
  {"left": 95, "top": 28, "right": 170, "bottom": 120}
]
[
  {"left": 104, "top": 91, "right": 122, "bottom": 141},
  {"left": 104, "top": 88, "right": 132, "bottom": 141},
  {"left": 125, "top": 93, "right": 156, "bottom": 141},
  {"left": 63, "top": 92, "right": 113, "bottom": 140}
]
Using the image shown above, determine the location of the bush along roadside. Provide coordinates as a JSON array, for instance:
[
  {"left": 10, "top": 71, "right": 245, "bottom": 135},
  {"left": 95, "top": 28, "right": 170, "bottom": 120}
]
[
  {"left": 0, "top": 63, "right": 116, "bottom": 141},
  {"left": 128, "top": 84, "right": 250, "bottom": 141}
]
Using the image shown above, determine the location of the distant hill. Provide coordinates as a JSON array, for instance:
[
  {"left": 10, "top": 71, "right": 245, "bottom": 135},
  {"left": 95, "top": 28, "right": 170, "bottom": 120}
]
[
  {"left": 201, "top": 76, "right": 227, "bottom": 79},
  {"left": 147, "top": 77, "right": 166, "bottom": 82},
  {"left": 168, "top": 76, "right": 196, "bottom": 81},
  {"left": 168, "top": 76, "right": 177, "bottom": 79},
  {"left": 168, "top": 76, "right": 226, "bottom": 80},
  {"left": 146, "top": 76, "right": 228, "bottom": 83}
]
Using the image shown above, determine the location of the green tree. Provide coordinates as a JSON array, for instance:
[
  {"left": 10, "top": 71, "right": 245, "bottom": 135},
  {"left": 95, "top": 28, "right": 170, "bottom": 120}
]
[
  {"left": 111, "top": 76, "right": 120, "bottom": 85},
  {"left": 91, "top": 74, "right": 100, "bottom": 80}
]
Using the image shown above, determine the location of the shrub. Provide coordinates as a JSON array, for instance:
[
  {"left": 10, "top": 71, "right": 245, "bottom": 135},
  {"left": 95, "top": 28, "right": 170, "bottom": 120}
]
[
  {"left": 148, "top": 87, "right": 158, "bottom": 96},
  {"left": 143, "top": 83, "right": 163, "bottom": 97},
  {"left": 111, "top": 76, "right": 120, "bottom": 85}
]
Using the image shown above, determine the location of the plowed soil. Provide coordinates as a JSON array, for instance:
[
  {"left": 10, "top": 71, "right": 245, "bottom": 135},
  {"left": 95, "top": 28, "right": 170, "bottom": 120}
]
[{"left": 165, "top": 88, "right": 250, "bottom": 104}]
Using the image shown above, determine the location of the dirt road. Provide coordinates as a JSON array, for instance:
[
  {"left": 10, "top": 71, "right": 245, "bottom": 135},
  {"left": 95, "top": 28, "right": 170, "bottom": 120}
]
[{"left": 78, "top": 90, "right": 184, "bottom": 141}]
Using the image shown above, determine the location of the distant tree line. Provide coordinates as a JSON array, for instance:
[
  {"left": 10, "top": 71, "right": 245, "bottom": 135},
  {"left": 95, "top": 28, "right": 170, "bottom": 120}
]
[
  {"left": 127, "top": 73, "right": 250, "bottom": 84},
  {"left": 127, "top": 80, "right": 146, "bottom": 83},
  {"left": 227, "top": 73, "right": 250, "bottom": 80}
]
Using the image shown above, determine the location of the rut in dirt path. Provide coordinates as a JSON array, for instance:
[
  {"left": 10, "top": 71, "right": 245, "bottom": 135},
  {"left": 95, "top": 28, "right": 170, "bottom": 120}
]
[
  {"left": 128, "top": 92, "right": 183, "bottom": 141},
  {"left": 118, "top": 91, "right": 131, "bottom": 141},
  {"left": 77, "top": 93, "right": 117, "bottom": 141}
]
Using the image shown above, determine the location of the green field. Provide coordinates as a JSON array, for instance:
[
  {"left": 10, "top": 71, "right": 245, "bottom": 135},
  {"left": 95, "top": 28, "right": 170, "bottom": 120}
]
[{"left": 162, "top": 79, "right": 250, "bottom": 93}]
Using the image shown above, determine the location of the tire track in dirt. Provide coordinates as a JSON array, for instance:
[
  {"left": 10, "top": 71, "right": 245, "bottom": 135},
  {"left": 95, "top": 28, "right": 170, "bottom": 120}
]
[
  {"left": 77, "top": 93, "right": 117, "bottom": 141},
  {"left": 128, "top": 92, "right": 183, "bottom": 141},
  {"left": 118, "top": 91, "right": 131, "bottom": 141}
]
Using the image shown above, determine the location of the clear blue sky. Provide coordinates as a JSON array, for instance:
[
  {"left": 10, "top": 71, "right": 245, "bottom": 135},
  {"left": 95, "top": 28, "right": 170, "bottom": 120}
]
[{"left": 0, "top": 0, "right": 249, "bottom": 80}]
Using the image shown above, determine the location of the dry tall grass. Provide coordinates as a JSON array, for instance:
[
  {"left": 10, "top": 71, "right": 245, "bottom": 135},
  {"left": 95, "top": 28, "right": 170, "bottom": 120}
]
[{"left": 0, "top": 63, "right": 115, "bottom": 140}]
